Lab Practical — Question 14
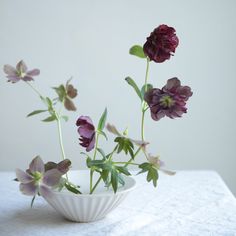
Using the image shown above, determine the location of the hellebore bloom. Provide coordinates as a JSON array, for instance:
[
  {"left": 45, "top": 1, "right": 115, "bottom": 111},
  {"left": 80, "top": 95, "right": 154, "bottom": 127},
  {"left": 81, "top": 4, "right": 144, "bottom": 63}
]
[
  {"left": 64, "top": 79, "right": 78, "bottom": 111},
  {"left": 3, "top": 60, "right": 40, "bottom": 83},
  {"left": 147, "top": 154, "right": 176, "bottom": 175},
  {"left": 143, "top": 24, "right": 179, "bottom": 63},
  {"left": 76, "top": 116, "right": 96, "bottom": 152},
  {"left": 15, "top": 156, "right": 71, "bottom": 197},
  {"left": 144, "top": 78, "right": 193, "bottom": 121}
]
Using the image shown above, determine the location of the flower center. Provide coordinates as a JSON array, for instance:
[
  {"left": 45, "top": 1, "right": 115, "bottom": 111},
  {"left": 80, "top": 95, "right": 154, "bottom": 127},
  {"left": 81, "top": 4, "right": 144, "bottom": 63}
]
[
  {"left": 160, "top": 95, "right": 174, "bottom": 108},
  {"left": 16, "top": 70, "right": 26, "bottom": 78},
  {"left": 33, "top": 171, "right": 42, "bottom": 182}
]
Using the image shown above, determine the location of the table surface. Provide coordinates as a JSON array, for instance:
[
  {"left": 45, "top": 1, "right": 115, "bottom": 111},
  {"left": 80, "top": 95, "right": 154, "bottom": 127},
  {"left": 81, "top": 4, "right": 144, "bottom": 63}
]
[{"left": 0, "top": 171, "right": 236, "bottom": 236}]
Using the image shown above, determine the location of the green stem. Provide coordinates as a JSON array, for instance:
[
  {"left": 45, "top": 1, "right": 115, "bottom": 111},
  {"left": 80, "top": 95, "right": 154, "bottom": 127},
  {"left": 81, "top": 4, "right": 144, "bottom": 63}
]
[
  {"left": 90, "top": 132, "right": 100, "bottom": 193},
  {"left": 90, "top": 176, "right": 102, "bottom": 194},
  {"left": 124, "top": 146, "right": 142, "bottom": 167},
  {"left": 141, "top": 58, "right": 150, "bottom": 142},
  {"left": 114, "top": 162, "right": 139, "bottom": 166},
  {"left": 25, "top": 81, "right": 43, "bottom": 98}
]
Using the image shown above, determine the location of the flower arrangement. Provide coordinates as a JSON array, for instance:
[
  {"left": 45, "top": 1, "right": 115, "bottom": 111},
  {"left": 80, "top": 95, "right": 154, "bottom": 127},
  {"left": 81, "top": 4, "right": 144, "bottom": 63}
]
[{"left": 3, "top": 24, "right": 192, "bottom": 207}]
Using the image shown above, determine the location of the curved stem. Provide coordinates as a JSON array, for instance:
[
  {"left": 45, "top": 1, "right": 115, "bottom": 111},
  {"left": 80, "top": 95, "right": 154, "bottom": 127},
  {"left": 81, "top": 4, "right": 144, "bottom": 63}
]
[
  {"left": 56, "top": 115, "right": 66, "bottom": 160},
  {"left": 115, "top": 162, "right": 139, "bottom": 166},
  {"left": 25, "top": 81, "right": 43, "bottom": 98}
]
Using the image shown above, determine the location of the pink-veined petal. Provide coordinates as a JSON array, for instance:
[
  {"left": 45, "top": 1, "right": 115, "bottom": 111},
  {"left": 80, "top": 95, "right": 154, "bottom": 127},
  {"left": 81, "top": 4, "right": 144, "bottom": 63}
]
[
  {"left": 27, "top": 69, "right": 40, "bottom": 76},
  {"left": 19, "top": 182, "right": 37, "bottom": 196},
  {"left": 43, "top": 169, "right": 62, "bottom": 186},
  {"left": 29, "top": 156, "right": 45, "bottom": 174},
  {"left": 3, "top": 65, "right": 17, "bottom": 76},
  {"left": 15, "top": 168, "right": 33, "bottom": 183}
]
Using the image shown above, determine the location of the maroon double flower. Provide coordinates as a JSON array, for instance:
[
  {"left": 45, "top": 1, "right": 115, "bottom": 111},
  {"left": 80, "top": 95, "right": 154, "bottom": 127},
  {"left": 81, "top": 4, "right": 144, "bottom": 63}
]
[
  {"left": 76, "top": 116, "right": 96, "bottom": 152},
  {"left": 143, "top": 24, "right": 179, "bottom": 63},
  {"left": 144, "top": 78, "right": 192, "bottom": 121}
]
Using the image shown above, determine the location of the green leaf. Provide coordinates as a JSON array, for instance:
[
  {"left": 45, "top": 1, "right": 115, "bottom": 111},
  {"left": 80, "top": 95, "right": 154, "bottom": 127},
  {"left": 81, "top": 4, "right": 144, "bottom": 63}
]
[
  {"left": 65, "top": 182, "right": 81, "bottom": 194},
  {"left": 61, "top": 115, "right": 69, "bottom": 122},
  {"left": 114, "top": 136, "right": 134, "bottom": 158},
  {"left": 42, "top": 115, "right": 56, "bottom": 122},
  {"left": 141, "top": 83, "right": 153, "bottom": 99},
  {"left": 138, "top": 162, "right": 151, "bottom": 174},
  {"left": 97, "top": 148, "right": 106, "bottom": 159},
  {"left": 101, "top": 169, "right": 109, "bottom": 184},
  {"left": 111, "top": 169, "right": 118, "bottom": 193},
  {"left": 53, "top": 84, "right": 67, "bottom": 102},
  {"left": 116, "top": 166, "right": 131, "bottom": 176},
  {"left": 117, "top": 173, "right": 125, "bottom": 186},
  {"left": 27, "top": 110, "right": 47, "bottom": 117},
  {"left": 98, "top": 108, "right": 107, "bottom": 131},
  {"left": 125, "top": 77, "right": 142, "bottom": 100},
  {"left": 129, "top": 45, "right": 146, "bottom": 58},
  {"left": 147, "top": 167, "right": 159, "bottom": 187},
  {"left": 97, "top": 130, "right": 108, "bottom": 140}
]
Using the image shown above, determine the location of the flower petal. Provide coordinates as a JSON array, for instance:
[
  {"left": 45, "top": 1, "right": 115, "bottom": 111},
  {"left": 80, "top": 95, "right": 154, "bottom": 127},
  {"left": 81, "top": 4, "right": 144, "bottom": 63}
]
[
  {"left": 43, "top": 169, "right": 62, "bottom": 186},
  {"left": 64, "top": 97, "right": 76, "bottom": 111},
  {"left": 16, "top": 60, "right": 27, "bottom": 73},
  {"left": 57, "top": 159, "right": 71, "bottom": 174},
  {"left": 106, "top": 123, "right": 122, "bottom": 136},
  {"left": 19, "top": 182, "right": 37, "bottom": 196},
  {"left": 29, "top": 156, "right": 45, "bottom": 174},
  {"left": 6, "top": 75, "right": 20, "bottom": 83},
  {"left": 22, "top": 76, "right": 34, "bottom": 81},
  {"left": 3, "top": 65, "right": 17, "bottom": 76},
  {"left": 15, "top": 168, "right": 33, "bottom": 183},
  {"left": 27, "top": 69, "right": 40, "bottom": 76},
  {"left": 39, "top": 185, "right": 52, "bottom": 198}
]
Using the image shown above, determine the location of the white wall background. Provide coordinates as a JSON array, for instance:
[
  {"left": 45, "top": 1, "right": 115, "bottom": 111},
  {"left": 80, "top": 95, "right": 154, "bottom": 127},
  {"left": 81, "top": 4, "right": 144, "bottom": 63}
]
[{"left": 0, "top": 0, "right": 236, "bottom": 195}]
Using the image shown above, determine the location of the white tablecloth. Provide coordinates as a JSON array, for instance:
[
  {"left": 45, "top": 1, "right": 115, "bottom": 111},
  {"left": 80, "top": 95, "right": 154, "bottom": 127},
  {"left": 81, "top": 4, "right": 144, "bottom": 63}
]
[{"left": 0, "top": 171, "right": 236, "bottom": 236}]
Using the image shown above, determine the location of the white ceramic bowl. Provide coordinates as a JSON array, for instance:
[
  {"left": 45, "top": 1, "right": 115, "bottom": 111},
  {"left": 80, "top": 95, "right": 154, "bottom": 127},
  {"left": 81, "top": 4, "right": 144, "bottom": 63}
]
[{"left": 43, "top": 170, "right": 136, "bottom": 222}]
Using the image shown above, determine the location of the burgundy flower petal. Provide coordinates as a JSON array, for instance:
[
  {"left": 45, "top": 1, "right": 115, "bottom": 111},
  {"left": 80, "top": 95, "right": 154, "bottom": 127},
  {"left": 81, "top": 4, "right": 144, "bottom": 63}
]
[
  {"left": 43, "top": 169, "right": 62, "bottom": 186},
  {"left": 19, "top": 182, "right": 37, "bottom": 196},
  {"left": 16, "top": 60, "right": 27, "bottom": 73},
  {"left": 29, "top": 156, "right": 45, "bottom": 174},
  {"left": 144, "top": 78, "right": 192, "bottom": 121},
  {"left": 143, "top": 24, "right": 179, "bottom": 63},
  {"left": 76, "top": 116, "right": 96, "bottom": 152},
  {"left": 26, "top": 69, "right": 40, "bottom": 76},
  {"left": 15, "top": 168, "right": 34, "bottom": 183},
  {"left": 86, "top": 134, "right": 96, "bottom": 152},
  {"left": 3, "top": 65, "right": 17, "bottom": 76},
  {"left": 66, "top": 84, "right": 77, "bottom": 98}
]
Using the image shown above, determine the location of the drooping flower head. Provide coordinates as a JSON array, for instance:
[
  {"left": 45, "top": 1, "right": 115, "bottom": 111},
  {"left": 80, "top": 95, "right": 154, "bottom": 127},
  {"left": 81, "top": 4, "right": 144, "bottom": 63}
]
[
  {"left": 143, "top": 24, "right": 179, "bottom": 63},
  {"left": 76, "top": 116, "right": 96, "bottom": 152},
  {"left": 3, "top": 60, "right": 40, "bottom": 83},
  {"left": 15, "top": 156, "right": 71, "bottom": 197},
  {"left": 144, "top": 78, "right": 192, "bottom": 121}
]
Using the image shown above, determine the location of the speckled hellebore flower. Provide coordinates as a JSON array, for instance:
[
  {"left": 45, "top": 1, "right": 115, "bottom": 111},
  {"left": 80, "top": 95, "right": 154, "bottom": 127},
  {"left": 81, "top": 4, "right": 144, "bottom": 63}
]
[
  {"left": 76, "top": 116, "right": 96, "bottom": 152},
  {"left": 15, "top": 156, "right": 71, "bottom": 197},
  {"left": 143, "top": 24, "right": 179, "bottom": 63},
  {"left": 3, "top": 60, "right": 40, "bottom": 83},
  {"left": 144, "top": 78, "right": 193, "bottom": 121}
]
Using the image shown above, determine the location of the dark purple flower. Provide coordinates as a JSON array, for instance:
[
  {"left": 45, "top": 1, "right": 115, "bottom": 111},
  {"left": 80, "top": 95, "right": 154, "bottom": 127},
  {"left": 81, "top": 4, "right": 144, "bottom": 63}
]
[
  {"left": 3, "top": 60, "right": 40, "bottom": 83},
  {"left": 143, "top": 24, "right": 179, "bottom": 63},
  {"left": 76, "top": 116, "right": 96, "bottom": 152},
  {"left": 144, "top": 78, "right": 192, "bottom": 121},
  {"left": 15, "top": 156, "right": 71, "bottom": 197}
]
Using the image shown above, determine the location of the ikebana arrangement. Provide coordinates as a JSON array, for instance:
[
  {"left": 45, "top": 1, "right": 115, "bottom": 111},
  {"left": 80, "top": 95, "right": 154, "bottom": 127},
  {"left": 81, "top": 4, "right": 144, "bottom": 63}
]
[{"left": 3, "top": 24, "right": 192, "bottom": 221}]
